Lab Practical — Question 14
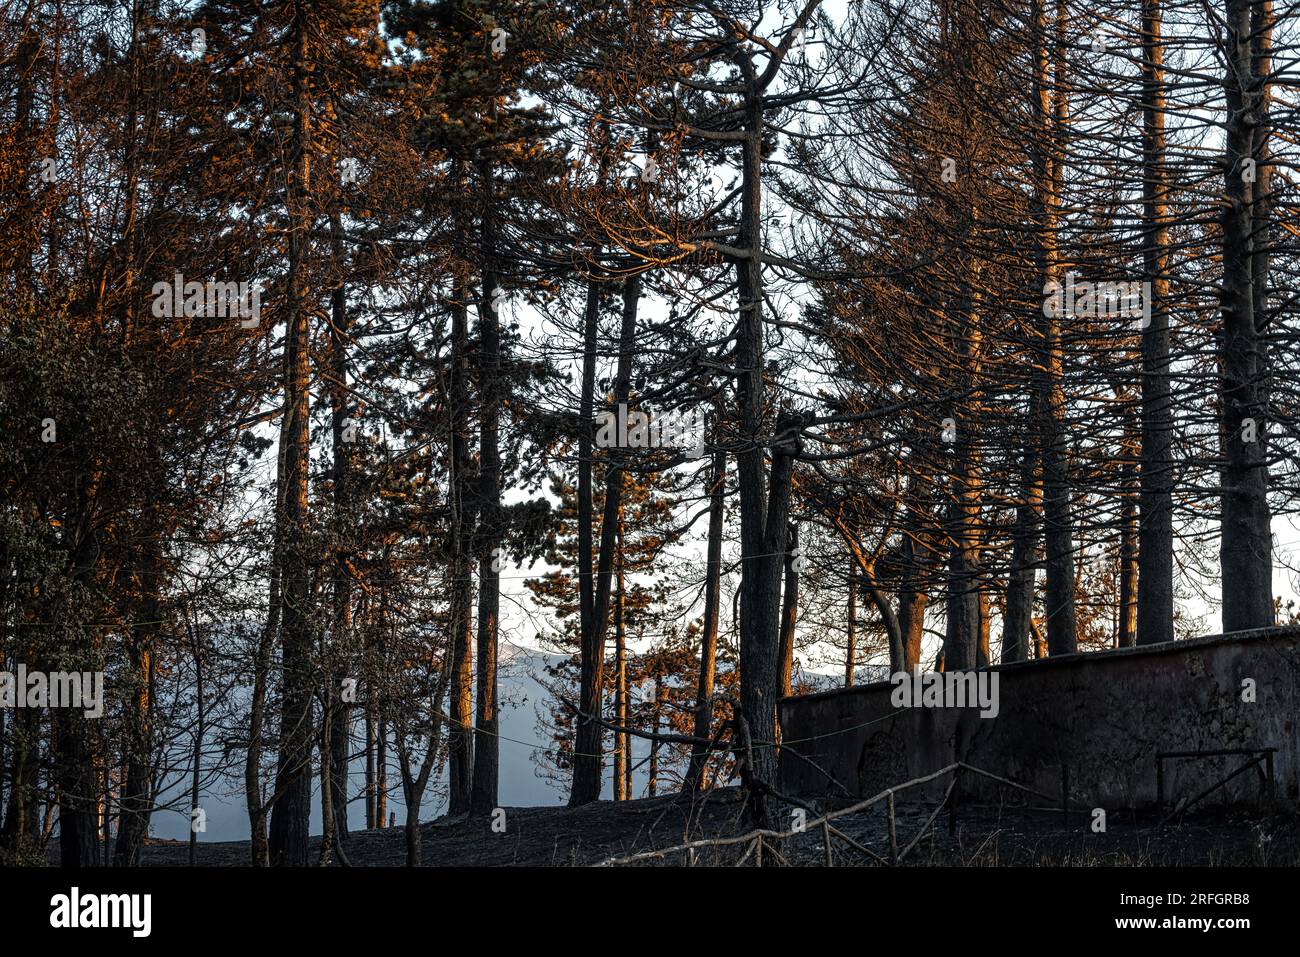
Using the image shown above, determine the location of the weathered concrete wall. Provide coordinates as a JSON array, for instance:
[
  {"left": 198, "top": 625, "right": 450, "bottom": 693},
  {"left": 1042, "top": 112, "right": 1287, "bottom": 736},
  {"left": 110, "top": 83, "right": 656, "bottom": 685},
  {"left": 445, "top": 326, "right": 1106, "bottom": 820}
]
[{"left": 778, "top": 627, "right": 1300, "bottom": 809}]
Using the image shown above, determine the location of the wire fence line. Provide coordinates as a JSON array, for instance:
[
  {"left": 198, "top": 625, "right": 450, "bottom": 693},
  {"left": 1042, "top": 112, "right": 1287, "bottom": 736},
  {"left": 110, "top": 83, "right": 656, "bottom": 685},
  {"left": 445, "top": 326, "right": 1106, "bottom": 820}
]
[{"left": 597, "top": 760, "right": 1063, "bottom": 866}]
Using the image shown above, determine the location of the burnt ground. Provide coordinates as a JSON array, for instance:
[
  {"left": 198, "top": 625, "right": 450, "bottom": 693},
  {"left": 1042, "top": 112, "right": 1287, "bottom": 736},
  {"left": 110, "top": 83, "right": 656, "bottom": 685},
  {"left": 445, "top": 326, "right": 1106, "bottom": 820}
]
[{"left": 111, "top": 788, "right": 1300, "bottom": 867}]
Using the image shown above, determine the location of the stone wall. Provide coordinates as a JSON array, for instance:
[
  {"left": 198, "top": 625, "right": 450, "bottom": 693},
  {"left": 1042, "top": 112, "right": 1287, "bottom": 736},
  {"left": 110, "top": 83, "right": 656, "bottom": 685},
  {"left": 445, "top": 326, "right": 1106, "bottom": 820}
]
[{"left": 777, "top": 627, "right": 1300, "bottom": 809}]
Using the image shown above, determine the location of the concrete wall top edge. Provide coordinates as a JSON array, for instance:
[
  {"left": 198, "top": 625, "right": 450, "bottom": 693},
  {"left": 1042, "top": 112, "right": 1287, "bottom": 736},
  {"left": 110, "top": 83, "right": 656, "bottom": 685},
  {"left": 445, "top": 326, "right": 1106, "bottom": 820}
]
[{"left": 779, "top": 623, "right": 1300, "bottom": 712}]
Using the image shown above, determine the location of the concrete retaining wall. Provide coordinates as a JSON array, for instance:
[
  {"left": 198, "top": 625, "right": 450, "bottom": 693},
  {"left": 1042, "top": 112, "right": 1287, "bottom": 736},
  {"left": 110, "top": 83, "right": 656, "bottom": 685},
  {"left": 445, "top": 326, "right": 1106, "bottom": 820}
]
[{"left": 777, "top": 627, "right": 1300, "bottom": 809}]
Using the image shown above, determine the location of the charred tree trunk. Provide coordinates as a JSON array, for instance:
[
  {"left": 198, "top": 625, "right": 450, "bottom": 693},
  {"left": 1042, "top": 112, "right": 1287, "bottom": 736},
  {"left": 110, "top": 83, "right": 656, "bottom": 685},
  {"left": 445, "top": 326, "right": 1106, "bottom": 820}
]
[
  {"left": 685, "top": 447, "right": 725, "bottom": 791},
  {"left": 1137, "top": 0, "right": 1175, "bottom": 646},
  {"left": 268, "top": 3, "right": 317, "bottom": 867},
  {"left": 470, "top": 163, "right": 502, "bottom": 814},
  {"left": 778, "top": 523, "right": 799, "bottom": 697},
  {"left": 1119, "top": 445, "right": 1139, "bottom": 647},
  {"left": 571, "top": 275, "right": 640, "bottom": 805},
  {"left": 447, "top": 274, "right": 475, "bottom": 815},
  {"left": 898, "top": 509, "right": 931, "bottom": 672},
  {"left": 845, "top": 567, "right": 857, "bottom": 687},
  {"left": 54, "top": 710, "right": 97, "bottom": 867},
  {"left": 1002, "top": 447, "right": 1041, "bottom": 663},
  {"left": 113, "top": 542, "right": 159, "bottom": 866},
  {"left": 1034, "top": 0, "right": 1077, "bottom": 655},
  {"left": 245, "top": 546, "right": 279, "bottom": 865},
  {"left": 944, "top": 281, "right": 983, "bottom": 671},
  {"left": 647, "top": 677, "right": 663, "bottom": 798},
  {"left": 188, "top": 616, "right": 203, "bottom": 866},
  {"left": 0, "top": 702, "right": 40, "bottom": 852},
  {"left": 613, "top": 511, "right": 628, "bottom": 801},
  {"left": 375, "top": 716, "right": 388, "bottom": 827},
  {"left": 1218, "top": 0, "right": 1274, "bottom": 631},
  {"left": 572, "top": 277, "right": 602, "bottom": 804},
  {"left": 318, "top": 695, "right": 336, "bottom": 866},
  {"left": 364, "top": 706, "right": 375, "bottom": 830},
  {"left": 734, "top": 58, "right": 800, "bottom": 821},
  {"left": 55, "top": 474, "right": 102, "bottom": 868},
  {"left": 326, "top": 212, "right": 353, "bottom": 837}
]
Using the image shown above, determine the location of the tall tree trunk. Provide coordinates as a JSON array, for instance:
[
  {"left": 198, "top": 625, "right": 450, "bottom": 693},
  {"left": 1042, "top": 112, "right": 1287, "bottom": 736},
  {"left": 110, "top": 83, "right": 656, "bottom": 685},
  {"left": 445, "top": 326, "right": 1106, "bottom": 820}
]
[
  {"left": 778, "top": 524, "right": 799, "bottom": 697},
  {"left": 113, "top": 540, "right": 159, "bottom": 866},
  {"left": 1035, "top": 0, "right": 1077, "bottom": 655},
  {"left": 53, "top": 709, "right": 97, "bottom": 867},
  {"left": 734, "top": 59, "right": 799, "bottom": 822},
  {"left": 1118, "top": 438, "right": 1139, "bottom": 647},
  {"left": 1002, "top": 447, "right": 1041, "bottom": 662},
  {"left": 245, "top": 545, "right": 279, "bottom": 865},
  {"left": 685, "top": 448, "right": 725, "bottom": 791},
  {"left": 1251, "top": 0, "right": 1274, "bottom": 425},
  {"left": 571, "top": 275, "right": 641, "bottom": 805},
  {"left": 375, "top": 716, "right": 388, "bottom": 827},
  {"left": 844, "top": 567, "right": 857, "bottom": 687},
  {"left": 326, "top": 212, "right": 352, "bottom": 837},
  {"left": 7, "top": 20, "right": 39, "bottom": 291},
  {"left": 119, "top": 0, "right": 143, "bottom": 339},
  {"left": 6, "top": 725, "right": 37, "bottom": 853},
  {"left": 364, "top": 706, "right": 375, "bottom": 829},
  {"left": 1136, "top": 0, "right": 1175, "bottom": 646},
  {"left": 1118, "top": 516, "right": 1139, "bottom": 648},
  {"left": 944, "top": 279, "right": 983, "bottom": 671},
  {"left": 54, "top": 473, "right": 102, "bottom": 868},
  {"left": 899, "top": 584, "right": 928, "bottom": 673},
  {"left": 268, "top": 3, "right": 316, "bottom": 867},
  {"left": 318, "top": 696, "right": 336, "bottom": 866},
  {"left": 613, "top": 513, "right": 627, "bottom": 802},
  {"left": 898, "top": 505, "right": 931, "bottom": 672},
  {"left": 572, "top": 277, "right": 602, "bottom": 804},
  {"left": 447, "top": 274, "right": 475, "bottom": 815},
  {"left": 112, "top": 623, "right": 155, "bottom": 865},
  {"left": 188, "top": 615, "right": 203, "bottom": 866},
  {"left": 470, "top": 163, "right": 502, "bottom": 813},
  {"left": 977, "top": 587, "right": 991, "bottom": 666},
  {"left": 1218, "top": 0, "right": 1274, "bottom": 631},
  {"left": 647, "top": 676, "right": 663, "bottom": 798}
]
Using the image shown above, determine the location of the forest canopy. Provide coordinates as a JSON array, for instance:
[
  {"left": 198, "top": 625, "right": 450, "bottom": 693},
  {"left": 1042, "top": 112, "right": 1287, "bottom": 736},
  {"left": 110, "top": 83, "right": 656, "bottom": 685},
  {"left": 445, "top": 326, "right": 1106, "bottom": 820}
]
[{"left": 0, "top": 0, "right": 1296, "bottom": 866}]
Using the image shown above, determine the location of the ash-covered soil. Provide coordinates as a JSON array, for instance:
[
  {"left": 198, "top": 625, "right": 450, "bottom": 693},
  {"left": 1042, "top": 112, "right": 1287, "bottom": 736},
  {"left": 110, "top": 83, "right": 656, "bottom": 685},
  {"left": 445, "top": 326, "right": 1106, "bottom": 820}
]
[{"left": 97, "top": 789, "right": 1300, "bottom": 867}]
